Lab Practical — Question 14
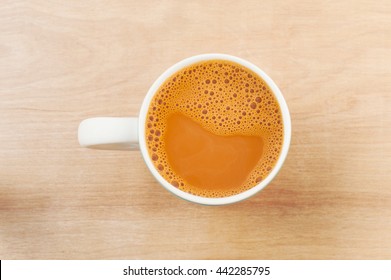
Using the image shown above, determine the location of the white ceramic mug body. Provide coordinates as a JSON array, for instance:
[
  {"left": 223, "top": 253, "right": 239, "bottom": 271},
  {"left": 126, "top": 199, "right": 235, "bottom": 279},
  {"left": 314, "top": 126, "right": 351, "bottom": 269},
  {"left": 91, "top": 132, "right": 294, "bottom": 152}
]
[{"left": 79, "top": 54, "right": 291, "bottom": 205}]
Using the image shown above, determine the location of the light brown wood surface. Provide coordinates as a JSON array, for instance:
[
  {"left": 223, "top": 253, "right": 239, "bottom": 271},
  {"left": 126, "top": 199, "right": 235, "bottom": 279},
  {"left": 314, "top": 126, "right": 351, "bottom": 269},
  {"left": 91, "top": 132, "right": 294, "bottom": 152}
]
[{"left": 1, "top": 0, "right": 391, "bottom": 260}]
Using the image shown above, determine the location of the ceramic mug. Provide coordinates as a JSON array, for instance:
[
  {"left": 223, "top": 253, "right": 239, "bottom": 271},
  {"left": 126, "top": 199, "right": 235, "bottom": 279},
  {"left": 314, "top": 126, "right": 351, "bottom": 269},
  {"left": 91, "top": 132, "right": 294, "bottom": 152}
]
[{"left": 78, "top": 54, "right": 291, "bottom": 205}]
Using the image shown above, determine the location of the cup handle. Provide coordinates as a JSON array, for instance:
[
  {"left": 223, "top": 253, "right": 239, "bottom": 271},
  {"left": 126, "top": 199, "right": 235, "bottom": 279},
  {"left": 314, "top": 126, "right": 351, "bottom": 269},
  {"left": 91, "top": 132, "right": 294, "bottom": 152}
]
[{"left": 78, "top": 117, "right": 139, "bottom": 150}]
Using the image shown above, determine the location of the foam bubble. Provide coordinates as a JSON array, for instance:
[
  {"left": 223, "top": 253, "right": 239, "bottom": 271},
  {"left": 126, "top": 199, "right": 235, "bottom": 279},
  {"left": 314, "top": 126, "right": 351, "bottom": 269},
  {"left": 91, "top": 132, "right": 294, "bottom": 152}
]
[{"left": 152, "top": 154, "right": 158, "bottom": 161}]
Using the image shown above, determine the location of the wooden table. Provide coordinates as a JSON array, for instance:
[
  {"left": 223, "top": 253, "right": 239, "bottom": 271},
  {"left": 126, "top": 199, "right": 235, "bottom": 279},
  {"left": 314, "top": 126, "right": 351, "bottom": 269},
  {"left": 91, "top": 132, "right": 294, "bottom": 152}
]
[{"left": 1, "top": 0, "right": 390, "bottom": 259}]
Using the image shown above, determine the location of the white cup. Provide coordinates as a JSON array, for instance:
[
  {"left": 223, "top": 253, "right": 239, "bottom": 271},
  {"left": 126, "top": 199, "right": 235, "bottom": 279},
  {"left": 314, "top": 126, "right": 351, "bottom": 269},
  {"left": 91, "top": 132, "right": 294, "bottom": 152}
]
[{"left": 78, "top": 54, "right": 291, "bottom": 205}]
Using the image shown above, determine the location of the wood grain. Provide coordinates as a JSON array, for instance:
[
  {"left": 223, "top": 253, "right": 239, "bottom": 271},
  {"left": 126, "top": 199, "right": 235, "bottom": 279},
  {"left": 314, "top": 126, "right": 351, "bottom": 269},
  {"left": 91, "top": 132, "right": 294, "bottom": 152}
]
[{"left": 1, "top": 0, "right": 391, "bottom": 259}]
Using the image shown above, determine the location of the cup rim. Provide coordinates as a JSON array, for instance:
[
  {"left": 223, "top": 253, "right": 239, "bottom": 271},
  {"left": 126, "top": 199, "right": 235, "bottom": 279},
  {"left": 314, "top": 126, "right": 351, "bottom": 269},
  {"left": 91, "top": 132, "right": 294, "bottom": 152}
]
[{"left": 138, "top": 53, "right": 291, "bottom": 205}]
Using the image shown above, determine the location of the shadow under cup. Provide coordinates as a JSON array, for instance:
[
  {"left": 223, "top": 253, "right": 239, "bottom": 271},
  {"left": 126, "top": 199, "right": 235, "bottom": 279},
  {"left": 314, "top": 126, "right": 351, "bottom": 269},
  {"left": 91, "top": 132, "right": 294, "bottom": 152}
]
[{"left": 138, "top": 54, "right": 291, "bottom": 205}]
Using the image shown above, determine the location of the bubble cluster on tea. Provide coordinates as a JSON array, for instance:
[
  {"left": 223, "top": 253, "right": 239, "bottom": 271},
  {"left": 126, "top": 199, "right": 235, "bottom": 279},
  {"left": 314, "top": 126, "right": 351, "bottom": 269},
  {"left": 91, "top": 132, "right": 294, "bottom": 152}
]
[{"left": 145, "top": 60, "right": 284, "bottom": 198}]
